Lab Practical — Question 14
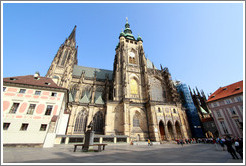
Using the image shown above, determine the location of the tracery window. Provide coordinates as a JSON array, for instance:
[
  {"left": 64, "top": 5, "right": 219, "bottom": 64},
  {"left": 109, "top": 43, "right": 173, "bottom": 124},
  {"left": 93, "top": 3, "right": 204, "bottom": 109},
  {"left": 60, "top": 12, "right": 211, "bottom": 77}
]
[
  {"left": 80, "top": 86, "right": 92, "bottom": 99},
  {"left": 93, "top": 111, "right": 104, "bottom": 134},
  {"left": 60, "top": 50, "right": 69, "bottom": 66},
  {"left": 71, "top": 85, "right": 78, "bottom": 99},
  {"left": 74, "top": 110, "right": 88, "bottom": 133},
  {"left": 149, "top": 77, "right": 163, "bottom": 101},
  {"left": 130, "top": 79, "right": 138, "bottom": 95},
  {"left": 133, "top": 114, "right": 140, "bottom": 127}
]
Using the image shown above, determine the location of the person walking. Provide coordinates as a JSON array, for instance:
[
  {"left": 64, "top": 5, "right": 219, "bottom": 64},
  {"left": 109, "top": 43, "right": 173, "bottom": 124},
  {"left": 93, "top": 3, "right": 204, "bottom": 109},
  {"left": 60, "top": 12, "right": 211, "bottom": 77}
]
[
  {"left": 180, "top": 139, "right": 184, "bottom": 147},
  {"left": 235, "top": 139, "right": 243, "bottom": 159},
  {"left": 148, "top": 139, "right": 151, "bottom": 146},
  {"left": 220, "top": 137, "right": 226, "bottom": 151},
  {"left": 224, "top": 136, "right": 239, "bottom": 159}
]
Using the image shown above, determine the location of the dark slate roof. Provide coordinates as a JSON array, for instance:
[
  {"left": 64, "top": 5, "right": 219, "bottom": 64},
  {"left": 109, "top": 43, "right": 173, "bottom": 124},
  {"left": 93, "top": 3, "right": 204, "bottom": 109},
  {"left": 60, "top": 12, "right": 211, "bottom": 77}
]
[
  {"left": 3, "top": 75, "right": 67, "bottom": 90},
  {"left": 72, "top": 65, "right": 113, "bottom": 80}
]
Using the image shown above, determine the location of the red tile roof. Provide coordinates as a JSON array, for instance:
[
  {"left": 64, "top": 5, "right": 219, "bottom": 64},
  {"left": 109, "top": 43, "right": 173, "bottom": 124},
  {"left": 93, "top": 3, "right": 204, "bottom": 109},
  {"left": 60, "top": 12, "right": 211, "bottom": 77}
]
[
  {"left": 207, "top": 80, "right": 243, "bottom": 102},
  {"left": 3, "top": 75, "right": 67, "bottom": 90}
]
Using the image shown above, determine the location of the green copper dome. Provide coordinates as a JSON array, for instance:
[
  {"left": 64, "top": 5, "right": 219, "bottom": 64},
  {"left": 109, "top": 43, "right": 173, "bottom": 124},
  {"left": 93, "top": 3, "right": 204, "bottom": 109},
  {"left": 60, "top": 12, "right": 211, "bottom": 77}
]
[
  {"left": 123, "top": 17, "right": 135, "bottom": 40},
  {"left": 137, "top": 34, "right": 143, "bottom": 41},
  {"left": 119, "top": 29, "right": 125, "bottom": 37}
]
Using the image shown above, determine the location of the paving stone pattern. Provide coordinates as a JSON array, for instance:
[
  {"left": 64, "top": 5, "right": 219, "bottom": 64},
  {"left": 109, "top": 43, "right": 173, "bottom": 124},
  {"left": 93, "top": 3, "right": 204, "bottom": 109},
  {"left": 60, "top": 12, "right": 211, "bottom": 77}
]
[{"left": 3, "top": 143, "right": 244, "bottom": 163}]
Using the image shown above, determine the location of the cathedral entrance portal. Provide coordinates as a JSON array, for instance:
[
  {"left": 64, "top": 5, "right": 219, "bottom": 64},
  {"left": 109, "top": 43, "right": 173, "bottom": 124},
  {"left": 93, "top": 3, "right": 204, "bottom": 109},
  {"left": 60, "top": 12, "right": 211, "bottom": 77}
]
[
  {"left": 167, "top": 121, "right": 174, "bottom": 140},
  {"left": 159, "top": 121, "right": 165, "bottom": 141}
]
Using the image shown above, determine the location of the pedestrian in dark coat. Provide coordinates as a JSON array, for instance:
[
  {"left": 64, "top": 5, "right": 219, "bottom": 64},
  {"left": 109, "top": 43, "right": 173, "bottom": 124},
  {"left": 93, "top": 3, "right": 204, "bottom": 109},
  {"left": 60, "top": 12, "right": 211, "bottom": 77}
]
[
  {"left": 224, "top": 136, "right": 239, "bottom": 159},
  {"left": 235, "top": 139, "right": 243, "bottom": 159}
]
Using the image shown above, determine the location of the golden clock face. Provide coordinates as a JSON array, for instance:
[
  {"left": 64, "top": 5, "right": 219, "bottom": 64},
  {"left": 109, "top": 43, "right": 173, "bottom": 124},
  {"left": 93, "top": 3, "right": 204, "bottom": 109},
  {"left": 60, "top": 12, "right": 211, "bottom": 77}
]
[{"left": 129, "top": 52, "right": 135, "bottom": 58}]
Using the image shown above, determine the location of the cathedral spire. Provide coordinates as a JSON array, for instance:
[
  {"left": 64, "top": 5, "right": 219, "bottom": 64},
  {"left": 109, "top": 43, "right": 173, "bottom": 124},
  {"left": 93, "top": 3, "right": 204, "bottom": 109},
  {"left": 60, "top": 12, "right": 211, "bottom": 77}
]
[{"left": 68, "top": 25, "right": 77, "bottom": 42}]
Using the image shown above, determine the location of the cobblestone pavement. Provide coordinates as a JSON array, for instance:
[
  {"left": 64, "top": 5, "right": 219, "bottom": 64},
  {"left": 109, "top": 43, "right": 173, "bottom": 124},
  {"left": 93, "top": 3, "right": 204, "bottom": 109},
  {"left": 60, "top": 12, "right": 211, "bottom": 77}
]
[{"left": 3, "top": 143, "right": 244, "bottom": 164}]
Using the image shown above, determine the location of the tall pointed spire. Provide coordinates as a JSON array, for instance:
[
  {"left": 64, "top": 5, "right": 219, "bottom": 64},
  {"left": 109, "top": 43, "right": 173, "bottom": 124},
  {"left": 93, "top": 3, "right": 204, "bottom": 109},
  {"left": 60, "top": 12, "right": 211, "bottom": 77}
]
[{"left": 68, "top": 25, "right": 77, "bottom": 42}]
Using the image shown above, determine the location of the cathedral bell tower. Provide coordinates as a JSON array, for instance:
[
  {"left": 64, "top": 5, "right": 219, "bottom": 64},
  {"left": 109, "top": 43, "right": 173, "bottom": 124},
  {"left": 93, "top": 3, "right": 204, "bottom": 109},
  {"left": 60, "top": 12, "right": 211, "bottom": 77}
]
[
  {"left": 113, "top": 18, "right": 149, "bottom": 102},
  {"left": 46, "top": 26, "right": 78, "bottom": 88}
]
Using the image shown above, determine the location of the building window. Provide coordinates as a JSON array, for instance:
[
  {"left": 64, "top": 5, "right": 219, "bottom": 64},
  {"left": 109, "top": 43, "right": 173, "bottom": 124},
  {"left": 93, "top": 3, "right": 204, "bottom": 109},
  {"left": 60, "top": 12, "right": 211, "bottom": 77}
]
[
  {"left": 216, "top": 111, "right": 222, "bottom": 117},
  {"left": 234, "top": 119, "right": 241, "bottom": 128},
  {"left": 3, "top": 123, "right": 10, "bottom": 130},
  {"left": 34, "top": 91, "right": 41, "bottom": 95},
  {"left": 93, "top": 111, "right": 104, "bottom": 134},
  {"left": 133, "top": 115, "right": 140, "bottom": 127},
  {"left": 213, "top": 102, "right": 217, "bottom": 107},
  {"left": 225, "top": 99, "right": 231, "bottom": 104},
  {"left": 9, "top": 103, "right": 20, "bottom": 114},
  {"left": 130, "top": 79, "right": 138, "bottom": 95},
  {"left": 19, "top": 89, "right": 26, "bottom": 94},
  {"left": 51, "top": 92, "right": 57, "bottom": 97},
  {"left": 236, "top": 96, "right": 242, "bottom": 102},
  {"left": 20, "top": 123, "right": 29, "bottom": 131},
  {"left": 45, "top": 105, "right": 53, "bottom": 115},
  {"left": 229, "top": 107, "right": 236, "bottom": 115},
  {"left": 60, "top": 50, "right": 68, "bottom": 66},
  {"left": 173, "top": 109, "right": 177, "bottom": 113},
  {"left": 158, "top": 107, "right": 161, "bottom": 113},
  {"left": 3, "top": 87, "right": 6, "bottom": 92},
  {"left": 27, "top": 104, "right": 36, "bottom": 115},
  {"left": 129, "top": 57, "right": 136, "bottom": 64},
  {"left": 220, "top": 121, "right": 228, "bottom": 134},
  {"left": 40, "top": 124, "right": 47, "bottom": 131},
  {"left": 74, "top": 110, "right": 88, "bottom": 134}
]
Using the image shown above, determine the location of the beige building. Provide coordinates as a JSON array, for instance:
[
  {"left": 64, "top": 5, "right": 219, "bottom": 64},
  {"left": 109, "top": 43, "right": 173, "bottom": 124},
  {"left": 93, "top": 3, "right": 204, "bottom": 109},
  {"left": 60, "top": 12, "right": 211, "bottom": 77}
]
[{"left": 46, "top": 20, "right": 191, "bottom": 143}]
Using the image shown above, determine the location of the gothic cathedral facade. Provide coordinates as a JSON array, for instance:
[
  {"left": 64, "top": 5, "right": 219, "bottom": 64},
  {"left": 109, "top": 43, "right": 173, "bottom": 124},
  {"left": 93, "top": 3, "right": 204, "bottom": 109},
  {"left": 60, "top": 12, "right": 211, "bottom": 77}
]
[{"left": 46, "top": 20, "right": 191, "bottom": 142}]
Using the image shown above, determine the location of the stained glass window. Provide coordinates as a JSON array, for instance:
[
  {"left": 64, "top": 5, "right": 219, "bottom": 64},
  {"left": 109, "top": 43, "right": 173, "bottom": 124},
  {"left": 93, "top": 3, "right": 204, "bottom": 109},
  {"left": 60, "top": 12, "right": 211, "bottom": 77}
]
[{"left": 74, "top": 110, "right": 88, "bottom": 133}]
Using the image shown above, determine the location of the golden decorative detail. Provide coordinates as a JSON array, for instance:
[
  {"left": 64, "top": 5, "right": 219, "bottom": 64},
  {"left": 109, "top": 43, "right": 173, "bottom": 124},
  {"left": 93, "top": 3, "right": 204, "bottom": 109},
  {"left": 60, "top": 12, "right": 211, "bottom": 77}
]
[{"left": 130, "top": 79, "right": 138, "bottom": 95}]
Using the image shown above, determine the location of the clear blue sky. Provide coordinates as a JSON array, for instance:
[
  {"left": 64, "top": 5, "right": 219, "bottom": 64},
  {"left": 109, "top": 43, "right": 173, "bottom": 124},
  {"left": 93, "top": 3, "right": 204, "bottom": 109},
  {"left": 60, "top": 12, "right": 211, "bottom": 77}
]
[{"left": 3, "top": 2, "right": 244, "bottom": 96}]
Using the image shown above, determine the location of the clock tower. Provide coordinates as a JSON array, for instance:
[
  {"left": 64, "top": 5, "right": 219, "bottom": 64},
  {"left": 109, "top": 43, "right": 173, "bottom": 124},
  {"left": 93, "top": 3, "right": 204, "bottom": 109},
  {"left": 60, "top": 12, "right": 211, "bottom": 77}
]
[{"left": 113, "top": 18, "right": 149, "bottom": 102}]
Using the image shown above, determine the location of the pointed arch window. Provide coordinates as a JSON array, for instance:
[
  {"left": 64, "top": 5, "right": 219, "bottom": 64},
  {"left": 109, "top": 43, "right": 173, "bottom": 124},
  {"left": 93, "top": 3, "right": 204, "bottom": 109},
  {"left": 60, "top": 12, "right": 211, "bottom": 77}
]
[
  {"left": 74, "top": 110, "right": 88, "bottom": 133},
  {"left": 60, "top": 50, "right": 69, "bottom": 66},
  {"left": 71, "top": 85, "right": 78, "bottom": 99},
  {"left": 130, "top": 79, "right": 138, "bottom": 95},
  {"left": 93, "top": 111, "right": 104, "bottom": 134},
  {"left": 133, "top": 114, "right": 140, "bottom": 127}
]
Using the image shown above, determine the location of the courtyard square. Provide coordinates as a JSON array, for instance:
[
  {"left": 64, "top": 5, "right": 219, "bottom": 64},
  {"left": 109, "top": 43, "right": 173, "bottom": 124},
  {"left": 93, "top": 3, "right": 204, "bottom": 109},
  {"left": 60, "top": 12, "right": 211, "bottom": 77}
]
[{"left": 3, "top": 143, "right": 244, "bottom": 164}]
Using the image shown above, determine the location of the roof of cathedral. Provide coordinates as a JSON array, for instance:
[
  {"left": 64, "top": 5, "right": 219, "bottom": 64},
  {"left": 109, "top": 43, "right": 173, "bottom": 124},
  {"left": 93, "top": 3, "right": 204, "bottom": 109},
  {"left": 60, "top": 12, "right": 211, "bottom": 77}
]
[
  {"left": 72, "top": 65, "right": 113, "bottom": 80},
  {"left": 3, "top": 75, "right": 67, "bottom": 90},
  {"left": 207, "top": 80, "right": 243, "bottom": 102}
]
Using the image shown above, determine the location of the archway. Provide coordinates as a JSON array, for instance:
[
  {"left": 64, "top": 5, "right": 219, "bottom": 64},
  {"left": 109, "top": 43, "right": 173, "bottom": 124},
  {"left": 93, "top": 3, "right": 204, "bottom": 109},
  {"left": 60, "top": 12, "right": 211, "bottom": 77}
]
[
  {"left": 175, "top": 121, "right": 182, "bottom": 139},
  {"left": 159, "top": 121, "right": 165, "bottom": 141},
  {"left": 167, "top": 121, "right": 174, "bottom": 140}
]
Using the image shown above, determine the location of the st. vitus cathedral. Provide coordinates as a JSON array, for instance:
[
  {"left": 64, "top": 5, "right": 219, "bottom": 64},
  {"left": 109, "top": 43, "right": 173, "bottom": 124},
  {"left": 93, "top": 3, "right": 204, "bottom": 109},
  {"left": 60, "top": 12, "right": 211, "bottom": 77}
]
[{"left": 46, "top": 19, "right": 191, "bottom": 142}]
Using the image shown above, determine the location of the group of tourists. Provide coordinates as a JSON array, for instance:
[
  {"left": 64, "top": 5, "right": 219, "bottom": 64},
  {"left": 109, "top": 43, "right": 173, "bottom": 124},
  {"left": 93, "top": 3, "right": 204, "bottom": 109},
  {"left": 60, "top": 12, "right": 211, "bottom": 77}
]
[
  {"left": 176, "top": 136, "right": 243, "bottom": 160},
  {"left": 216, "top": 136, "right": 243, "bottom": 160}
]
